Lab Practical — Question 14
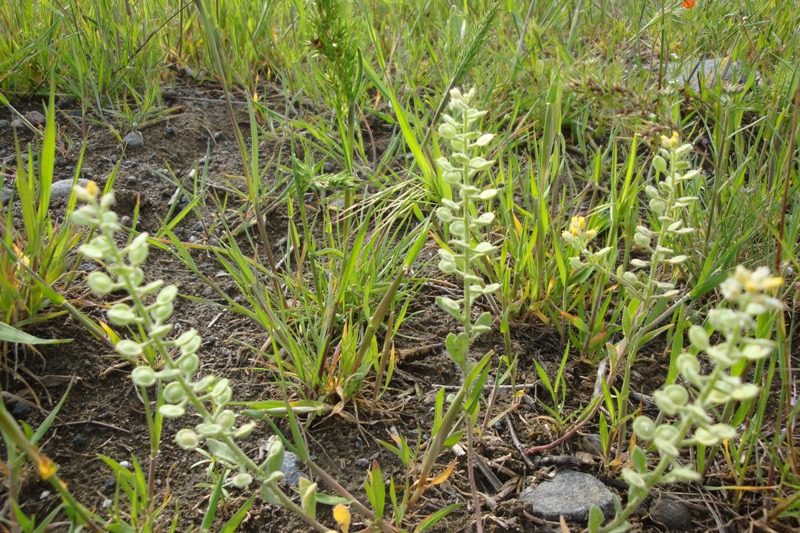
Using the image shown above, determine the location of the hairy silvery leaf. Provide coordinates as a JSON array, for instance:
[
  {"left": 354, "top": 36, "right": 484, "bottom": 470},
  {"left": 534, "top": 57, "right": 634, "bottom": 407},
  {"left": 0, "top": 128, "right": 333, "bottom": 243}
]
[
  {"left": 621, "top": 468, "right": 647, "bottom": 489},
  {"left": 206, "top": 438, "right": 238, "bottom": 465},
  {"left": 436, "top": 296, "right": 463, "bottom": 320},
  {"left": 663, "top": 466, "right": 701, "bottom": 483},
  {"left": 264, "top": 437, "right": 284, "bottom": 473},
  {"left": 234, "top": 422, "right": 256, "bottom": 439},
  {"left": 631, "top": 445, "right": 649, "bottom": 473},
  {"left": 652, "top": 155, "right": 667, "bottom": 173},
  {"left": 299, "top": 478, "right": 318, "bottom": 519},
  {"left": 445, "top": 332, "right": 469, "bottom": 367}
]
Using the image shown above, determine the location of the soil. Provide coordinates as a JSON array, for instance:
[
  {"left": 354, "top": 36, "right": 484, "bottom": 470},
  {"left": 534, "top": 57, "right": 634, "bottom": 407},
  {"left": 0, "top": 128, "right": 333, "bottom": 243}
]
[{"left": 1, "top": 82, "right": 797, "bottom": 532}]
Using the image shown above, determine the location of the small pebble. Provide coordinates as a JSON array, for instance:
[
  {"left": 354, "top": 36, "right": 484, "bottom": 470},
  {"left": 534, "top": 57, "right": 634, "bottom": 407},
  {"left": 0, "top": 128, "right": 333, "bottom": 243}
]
[
  {"left": 11, "top": 402, "right": 33, "bottom": 420},
  {"left": 27, "top": 111, "right": 46, "bottom": 126},
  {"left": 50, "top": 178, "right": 89, "bottom": 200},
  {"left": 120, "top": 215, "right": 132, "bottom": 227},
  {"left": 10, "top": 118, "right": 24, "bottom": 129},
  {"left": 164, "top": 125, "right": 177, "bottom": 136},
  {"left": 119, "top": 460, "right": 131, "bottom": 469},
  {"left": 123, "top": 131, "right": 144, "bottom": 149},
  {"left": 104, "top": 477, "right": 116, "bottom": 491},
  {"left": 0, "top": 119, "right": 9, "bottom": 129},
  {"left": 40, "top": 490, "right": 51, "bottom": 500},
  {"left": 649, "top": 497, "right": 692, "bottom": 531},
  {"left": 72, "top": 433, "right": 87, "bottom": 449},
  {"left": 355, "top": 458, "right": 370, "bottom": 468},
  {"left": 213, "top": 131, "right": 224, "bottom": 142}
]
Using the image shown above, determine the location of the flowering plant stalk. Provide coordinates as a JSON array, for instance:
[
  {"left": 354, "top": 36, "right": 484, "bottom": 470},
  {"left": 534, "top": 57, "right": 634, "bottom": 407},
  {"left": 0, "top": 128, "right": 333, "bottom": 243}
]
[
  {"left": 409, "top": 88, "right": 497, "bottom": 524},
  {"left": 562, "top": 132, "right": 701, "bottom": 449},
  {"left": 590, "top": 265, "right": 783, "bottom": 532},
  {"left": 71, "top": 182, "right": 332, "bottom": 532}
]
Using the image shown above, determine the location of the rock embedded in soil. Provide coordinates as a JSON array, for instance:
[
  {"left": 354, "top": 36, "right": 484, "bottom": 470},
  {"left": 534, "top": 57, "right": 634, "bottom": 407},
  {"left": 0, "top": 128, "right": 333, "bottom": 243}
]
[
  {"left": 123, "top": 131, "right": 145, "bottom": 149},
  {"left": 50, "top": 178, "right": 89, "bottom": 200},
  {"left": 1, "top": 187, "right": 12, "bottom": 205},
  {"left": 649, "top": 497, "right": 692, "bottom": 531},
  {"left": 27, "top": 110, "right": 46, "bottom": 126},
  {"left": 520, "top": 470, "right": 615, "bottom": 522},
  {"left": 280, "top": 450, "right": 305, "bottom": 486}
]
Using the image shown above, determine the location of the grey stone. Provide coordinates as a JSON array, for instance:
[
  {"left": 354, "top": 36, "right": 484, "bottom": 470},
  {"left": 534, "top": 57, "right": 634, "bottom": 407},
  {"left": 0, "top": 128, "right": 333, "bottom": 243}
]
[
  {"left": 649, "top": 497, "right": 692, "bottom": 531},
  {"left": 280, "top": 450, "right": 305, "bottom": 486},
  {"left": 663, "top": 58, "right": 753, "bottom": 90},
  {"left": 10, "top": 118, "right": 24, "bottom": 129},
  {"left": 123, "top": 131, "right": 145, "bottom": 149},
  {"left": 0, "top": 119, "right": 9, "bottom": 129},
  {"left": 520, "top": 470, "right": 615, "bottom": 522},
  {"left": 27, "top": 111, "right": 46, "bottom": 126},
  {"left": 1, "top": 187, "right": 11, "bottom": 205},
  {"left": 50, "top": 179, "right": 89, "bottom": 200}
]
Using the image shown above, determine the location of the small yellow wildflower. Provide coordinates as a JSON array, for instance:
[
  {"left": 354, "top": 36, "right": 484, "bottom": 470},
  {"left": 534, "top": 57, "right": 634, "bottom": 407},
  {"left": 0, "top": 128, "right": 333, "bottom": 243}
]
[{"left": 661, "top": 131, "right": 680, "bottom": 149}]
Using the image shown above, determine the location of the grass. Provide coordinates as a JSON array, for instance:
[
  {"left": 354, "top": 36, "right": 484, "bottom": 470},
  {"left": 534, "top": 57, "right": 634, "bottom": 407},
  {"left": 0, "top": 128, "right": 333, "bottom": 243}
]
[{"left": 1, "top": 0, "right": 800, "bottom": 530}]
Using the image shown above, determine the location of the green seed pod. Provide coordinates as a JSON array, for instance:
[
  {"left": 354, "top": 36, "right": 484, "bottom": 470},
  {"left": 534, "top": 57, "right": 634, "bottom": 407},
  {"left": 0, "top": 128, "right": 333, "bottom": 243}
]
[
  {"left": 159, "top": 404, "right": 185, "bottom": 418},
  {"left": 178, "top": 353, "right": 200, "bottom": 376},
  {"left": 87, "top": 271, "right": 115, "bottom": 295},
  {"left": 232, "top": 472, "right": 253, "bottom": 488},
  {"left": 175, "top": 429, "right": 200, "bottom": 450},
  {"left": 163, "top": 382, "right": 187, "bottom": 404},
  {"left": 116, "top": 340, "right": 143, "bottom": 357},
  {"left": 131, "top": 366, "right": 157, "bottom": 387},
  {"left": 216, "top": 410, "right": 236, "bottom": 429}
]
